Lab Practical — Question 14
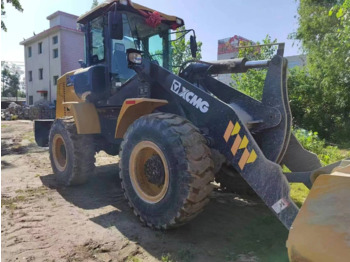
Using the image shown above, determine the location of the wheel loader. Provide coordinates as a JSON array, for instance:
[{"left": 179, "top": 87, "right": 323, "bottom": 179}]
[{"left": 34, "top": 1, "right": 350, "bottom": 261}]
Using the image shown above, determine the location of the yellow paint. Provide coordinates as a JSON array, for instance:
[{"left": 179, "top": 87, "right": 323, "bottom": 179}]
[
  {"left": 239, "top": 135, "right": 249, "bottom": 149},
  {"left": 231, "top": 122, "right": 241, "bottom": 135},
  {"left": 56, "top": 70, "right": 83, "bottom": 119},
  {"left": 115, "top": 98, "right": 168, "bottom": 138},
  {"left": 287, "top": 170, "right": 350, "bottom": 262},
  {"left": 247, "top": 150, "right": 257, "bottom": 163},
  {"left": 66, "top": 102, "right": 101, "bottom": 134}
]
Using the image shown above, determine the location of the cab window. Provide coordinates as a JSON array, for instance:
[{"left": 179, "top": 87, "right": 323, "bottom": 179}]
[
  {"left": 111, "top": 14, "right": 137, "bottom": 83},
  {"left": 90, "top": 16, "right": 105, "bottom": 64}
]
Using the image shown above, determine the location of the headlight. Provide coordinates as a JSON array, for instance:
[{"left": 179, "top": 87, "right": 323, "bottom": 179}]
[{"left": 128, "top": 52, "right": 142, "bottom": 64}]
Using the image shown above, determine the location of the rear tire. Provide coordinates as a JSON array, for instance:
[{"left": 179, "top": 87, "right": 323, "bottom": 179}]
[
  {"left": 49, "top": 117, "right": 95, "bottom": 186},
  {"left": 119, "top": 113, "right": 214, "bottom": 229}
]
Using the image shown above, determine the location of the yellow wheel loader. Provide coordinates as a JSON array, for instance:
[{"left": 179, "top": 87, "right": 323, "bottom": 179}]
[{"left": 34, "top": 1, "right": 350, "bottom": 261}]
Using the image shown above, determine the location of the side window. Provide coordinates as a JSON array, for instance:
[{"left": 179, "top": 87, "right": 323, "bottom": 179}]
[
  {"left": 148, "top": 34, "right": 164, "bottom": 66},
  {"left": 111, "top": 14, "right": 137, "bottom": 83},
  {"left": 90, "top": 16, "right": 105, "bottom": 63}
]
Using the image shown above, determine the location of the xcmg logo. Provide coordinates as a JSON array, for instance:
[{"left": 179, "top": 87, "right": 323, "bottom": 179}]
[{"left": 170, "top": 79, "right": 209, "bottom": 113}]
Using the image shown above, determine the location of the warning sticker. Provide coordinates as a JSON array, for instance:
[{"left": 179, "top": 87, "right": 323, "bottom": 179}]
[{"left": 271, "top": 198, "right": 290, "bottom": 214}]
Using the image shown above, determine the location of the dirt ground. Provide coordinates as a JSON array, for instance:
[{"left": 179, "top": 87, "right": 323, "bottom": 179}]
[{"left": 1, "top": 120, "right": 289, "bottom": 262}]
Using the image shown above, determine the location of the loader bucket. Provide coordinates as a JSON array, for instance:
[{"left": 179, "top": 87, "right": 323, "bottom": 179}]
[
  {"left": 286, "top": 162, "right": 350, "bottom": 262},
  {"left": 34, "top": 119, "right": 54, "bottom": 147}
]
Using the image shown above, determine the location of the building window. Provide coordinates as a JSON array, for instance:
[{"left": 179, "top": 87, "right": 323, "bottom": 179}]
[
  {"left": 52, "top": 35, "right": 58, "bottom": 44},
  {"left": 41, "top": 92, "right": 48, "bottom": 100},
  {"left": 28, "top": 71, "right": 32, "bottom": 81},
  {"left": 29, "top": 96, "right": 33, "bottom": 105},
  {"left": 53, "top": 48, "right": 59, "bottom": 58},
  {"left": 39, "top": 68, "right": 43, "bottom": 80},
  {"left": 53, "top": 75, "right": 59, "bottom": 85},
  {"left": 28, "top": 46, "right": 32, "bottom": 57},
  {"left": 38, "top": 42, "right": 42, "bottom": 54}
]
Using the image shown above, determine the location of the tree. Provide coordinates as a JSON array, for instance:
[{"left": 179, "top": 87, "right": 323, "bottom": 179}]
[
  {"left": 293, "top": 0, "right": 350, "bottom": 143},
  {"left": 171, "top": 26, "right": 202, "bottom": 74},
  {"left": 1, "top": 62, "right": 20, "bottom": 98},
  {"left": 1, "top": 0, "right": 23, "bottom": 32},
  {"left": 230, "top": 35, "right": 277, "bottom": 100},
  {"left": 91, "top": 0, "right": 99, "bottom": 9}
]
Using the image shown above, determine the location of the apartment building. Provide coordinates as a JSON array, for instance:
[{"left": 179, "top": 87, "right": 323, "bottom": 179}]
[{"left": 20, "top": 11, "right": 84, "bottom": 105}]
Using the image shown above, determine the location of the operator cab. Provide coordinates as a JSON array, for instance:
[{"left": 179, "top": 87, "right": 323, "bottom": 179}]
[{"left": 74, "top": 0, "right": 184, "bottom": 106}]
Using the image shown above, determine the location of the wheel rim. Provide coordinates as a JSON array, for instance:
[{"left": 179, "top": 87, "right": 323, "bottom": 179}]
[
  {"left": 52, "top": 134, "right": 67, "bottom": 172},
  {"left": 129, "top": 141, "right": 169, "bottom": 204}
]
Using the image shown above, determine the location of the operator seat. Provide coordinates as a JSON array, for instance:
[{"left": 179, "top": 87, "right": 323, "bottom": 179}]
[{"left": 112, "top": 43, "right": 135, "bottom": 82}]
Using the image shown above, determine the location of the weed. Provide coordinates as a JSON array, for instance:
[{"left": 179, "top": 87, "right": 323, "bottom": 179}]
[
  {"left": 161, "top": 253, "right": 173, "bottom": 262},
  {"left": 48, "top": 197, "right": 53, "bottom": 201},
  {"left": 1, "top": 124, "right": 9, "bottom": 128},
  {"left": 23, "top": 131, "right": 35, "bottom": 143},
  {"left": 1, "top": 195, "right": 26, "bottom": 208},
  {"left": 127, "top": 256, "right": 141, "bottom": 262},
  {"left": 11, "top": 115, "right": 18, "bottom": 120}
]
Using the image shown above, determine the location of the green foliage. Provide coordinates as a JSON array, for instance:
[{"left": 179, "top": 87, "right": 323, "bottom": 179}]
[
  {"left": 289, "top": 127, "right": 349, "bottom": 207},
  {"left": 230, "top": 35, "right": 277, "bottom": 100},
  {"left": 91, "top": 0, "right": 99, "bottom": 9},
  {"left": 290, "top": 183, "right": 309, "bottom": 208},
  {"left": 1, "top": 0, "right": 23, "bottom": 32},
  {"left": 293, "top": 0, "right": 350, "bottom": 143},
  {"left": 293, "top": 129, "right": 347, "bottom": 165},
  {"left": 1, "top": 61, "right": 21, "bottom": 97},
  {"left": 171, "top": 26, "right": 202, "bottom": 74},
  {"left": 161, "top": 253, "right": 173, "bottom": 262}
]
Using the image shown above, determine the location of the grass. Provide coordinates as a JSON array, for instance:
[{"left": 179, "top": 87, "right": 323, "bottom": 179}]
[
  {"left": 177, "top": 248, "right": 195, "bottom": 262},
  {"left": 1, "top": 124, "right": 9, "bottom": 128},
  {"left": 290, "top": 183, "right": 309, "bottom": 207},
  {"left": 23, "top": 131, "right": 35, "bottom": 143},
  {"left": 127, "top": 256, "right": 141, "bottom": 262},
  {"left": 288, "top": 129, "right": 350, "bottom": 208},
  {"left": 2, "top": 186, "right": 49, "bottom": 211},
  {"left": 225, "top": 214, "right": 289, "bottom": 262}
]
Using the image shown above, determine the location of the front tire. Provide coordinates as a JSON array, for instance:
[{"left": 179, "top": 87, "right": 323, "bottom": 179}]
[
  {"left": 49, "top": 117, "right": 95, "bottom": 186},
  {"left": 119, "top": 113, "right": 214, "bottom": 229}
]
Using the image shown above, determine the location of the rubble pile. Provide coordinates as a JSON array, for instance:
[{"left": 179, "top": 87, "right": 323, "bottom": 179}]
[{"left": 1, "top": 100, "right": 55, "bottom": 120}]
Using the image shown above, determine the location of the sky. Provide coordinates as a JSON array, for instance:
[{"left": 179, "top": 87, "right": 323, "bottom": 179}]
[{"left": 1, "top": 0, "right": 301, "bottom": 63}]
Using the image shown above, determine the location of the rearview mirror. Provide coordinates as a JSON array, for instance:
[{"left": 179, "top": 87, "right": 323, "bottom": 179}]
[
  {"left": 109, "top": 11, "right": 123, "bottom": 40},
  {"left": 190, "top": 35, "right": 197, "bottom": 58}
]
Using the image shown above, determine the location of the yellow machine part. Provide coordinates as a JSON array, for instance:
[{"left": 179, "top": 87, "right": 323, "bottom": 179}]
[
  {"left": 115, "top": 98, "right": 168, "bottom": 138},
  {"left": 56, "top": 70, "right": 82, "bottom": 119},
  {"left": 64, "top": 102, "right": 101, "bottom": 134},
  {"left": 287, "top": 163, "right": 350, "bottom": 262}
]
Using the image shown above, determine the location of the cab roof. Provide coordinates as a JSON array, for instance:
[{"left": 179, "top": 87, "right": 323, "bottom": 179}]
[{"left": 77, "top": 0, "right": 184, "bottom": 27}]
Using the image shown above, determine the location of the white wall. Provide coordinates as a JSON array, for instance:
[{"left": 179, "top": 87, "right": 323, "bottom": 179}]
[{"left": 24, "top": 32, "right": 61, "bottom": 104}]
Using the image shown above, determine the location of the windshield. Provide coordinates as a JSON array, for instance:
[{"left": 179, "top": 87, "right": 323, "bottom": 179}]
[
  {"left": 125, "top": 12, "right": 172, "bottom": 70},
  {"left": 111, "top": 12, "right": 187, "bottom": 79}
]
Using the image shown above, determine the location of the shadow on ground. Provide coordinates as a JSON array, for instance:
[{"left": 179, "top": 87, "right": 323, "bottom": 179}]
[{"left": 41, "top": 164, "right": 289, "bottom": 262}]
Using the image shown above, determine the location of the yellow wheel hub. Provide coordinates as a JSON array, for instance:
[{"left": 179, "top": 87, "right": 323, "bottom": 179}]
[
  {"left": 52, "top": 134, "right": 67, "bottom": 172},
  {"left": 129, "top": 141, "right": 169, "bottom": 204}
]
